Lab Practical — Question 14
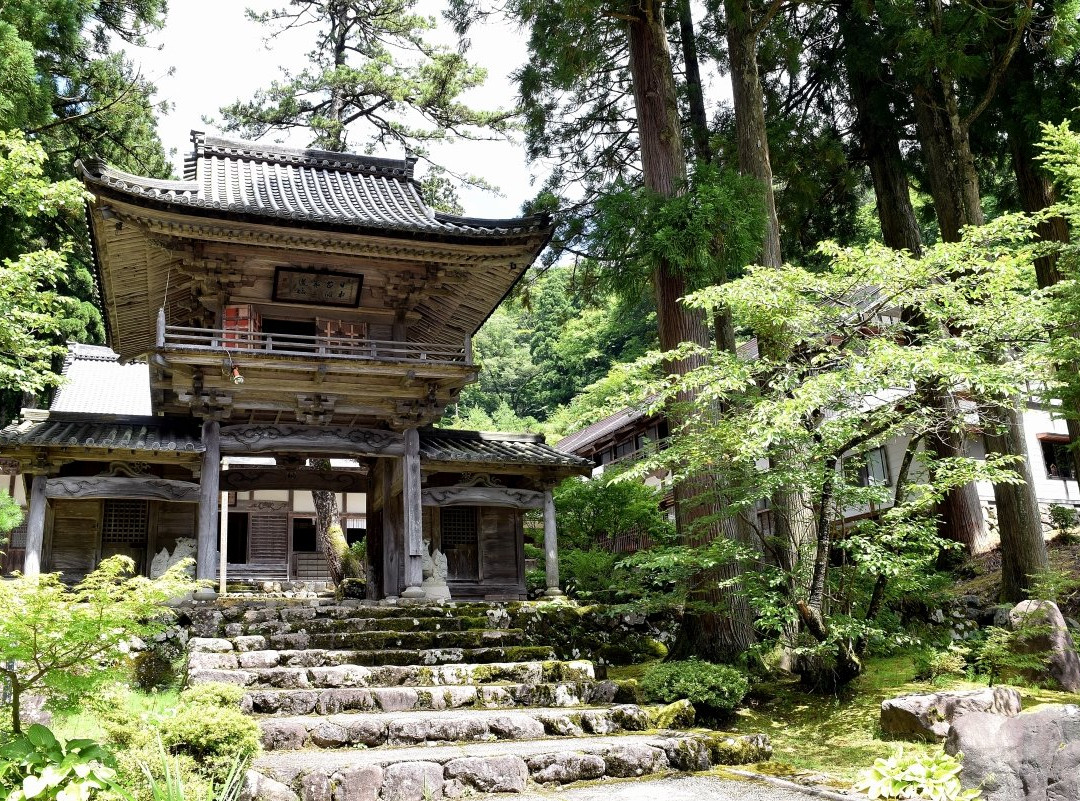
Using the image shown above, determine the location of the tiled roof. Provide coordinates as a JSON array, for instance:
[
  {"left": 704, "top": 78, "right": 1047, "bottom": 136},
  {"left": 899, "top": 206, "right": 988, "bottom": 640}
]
[
  {"left": 420, "top": 429, "right": 592, "bottom": 471},
  {"left": 79, "top": 131, "right": 551, "bottom": 240},
  {"left": 50, "top": 344, "right": 152, "bottom": 416},
  {"left": 555, "top": 405, "right": 652, "bottom": 455},
  {"left": 0, "top": 418, "right": 203, "bottom": 454}
]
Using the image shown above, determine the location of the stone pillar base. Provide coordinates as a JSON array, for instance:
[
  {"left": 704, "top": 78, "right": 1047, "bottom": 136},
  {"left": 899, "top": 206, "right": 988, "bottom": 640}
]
[
  {"left": 400, "top": 586, "right": 426, "bottom": 599},
  {"left": 192, "top": 587, "right": 218, "bottom": 601},
  {"left": 544, "top": 587, "right": 565, "bottom": 597}
]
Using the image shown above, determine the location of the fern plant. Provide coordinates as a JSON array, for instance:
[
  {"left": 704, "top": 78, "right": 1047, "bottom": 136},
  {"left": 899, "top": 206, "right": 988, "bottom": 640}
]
[{"left": 854, "top": 748, "right": 980, "bottom": 800}]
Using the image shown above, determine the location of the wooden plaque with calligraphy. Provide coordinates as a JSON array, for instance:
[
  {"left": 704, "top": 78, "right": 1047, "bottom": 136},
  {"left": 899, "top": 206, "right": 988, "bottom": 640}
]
[{"left": 273, "top": 268, "right": 363, "bottom": 307}]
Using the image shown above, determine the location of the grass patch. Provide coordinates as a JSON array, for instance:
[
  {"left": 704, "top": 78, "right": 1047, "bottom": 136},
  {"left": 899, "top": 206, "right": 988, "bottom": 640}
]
[{"left": 52, "top": 687, "right": 180, "bottom": 742}]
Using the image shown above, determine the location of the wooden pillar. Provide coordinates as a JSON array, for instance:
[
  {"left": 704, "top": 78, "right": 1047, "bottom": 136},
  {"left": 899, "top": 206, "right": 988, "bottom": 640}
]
[
  {"left": 380, "top": 458, "right": 400, "bottom": 598},
  {"left": 400, "top": 428, "right": 424, "bottom": 598},
  {"left": 196, "top": 420, "right": 221, "bottom": 589},
  {"left": 22, "top": 474, "right": 47, "bottom": 577},
  {"left": 218, "top": 458, "right": 229, "bottom": 595},
  {"left": 543, "top": 488, "right": 563, "bottom": 597}
]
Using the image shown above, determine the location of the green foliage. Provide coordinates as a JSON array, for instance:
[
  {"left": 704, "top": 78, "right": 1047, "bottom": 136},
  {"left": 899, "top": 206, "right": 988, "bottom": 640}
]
[
  {"left": 640, "top": 660, "right": 750, "bottom": 721},
  {"left": 176, "top": 684, "right": 245, "bottom": 712},
  {"left": 973, "top": 625, "right": 1051, "bottom": 687},
  {"left": 913, "top": 646, "right": 970, "bottom": 684},
  {"left": 99, "top": 684, "right": 257, "bottom": 801},
  {"left": 591, "top": 161, "right": 767, "bottom": 294},
  {"left": 553, "top": 473, "right": 674, "bottom": 551},
  {"left": 1027, "top": 567, "right": 1080, "bottom": 605},
  {"left": 0, "top": 132, "right": 93, "bottom": 396},
  {"left": 559, "top": 549, "right": 621, "bottom": 601},
  {"left": 340, "top": 539, "right": 367, "bottom": 580},
  {"left": 0, "top": 493, "right": 23, "bottom": 538},
  {"left": 1048, "top": 505, "right": 1079, "bottom": 544},
  {"left": 216, "top": 0, "right": 507, "bottom": 197},
  {"left": 853, "top": 748, "right": 980, "bottom": 800},
  {"left": 140, "top": 744, "right": 247, "bottom": 801},
  {"left": 0, "top": 724, "right": 123, "bottom": 801},
  {"left": 0, "top": 556, "right": 197, "bottom": 733},
  {"left": 157, "top": 706, "right": 259, "bottom": 780}
]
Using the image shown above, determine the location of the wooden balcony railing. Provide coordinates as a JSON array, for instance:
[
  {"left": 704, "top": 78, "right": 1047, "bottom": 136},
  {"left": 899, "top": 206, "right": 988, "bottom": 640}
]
[{"left": 158, "top": 322, "right": 471, "bottom": 366}]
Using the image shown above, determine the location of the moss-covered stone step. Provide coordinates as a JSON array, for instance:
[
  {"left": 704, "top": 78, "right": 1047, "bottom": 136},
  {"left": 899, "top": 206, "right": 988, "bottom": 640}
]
[
  {"left": 231, "top": 615, "right": 491, "bottom": 637},
  {"left": 254, "top": 627, "right": 524, "bottom": 652},
  {"left": 188, "top": 655, "right": 595, "bottom": 688},
  {"left": 259, "top": 703, "right": 692, "bottom": 751},
  {"left": 247, "top": 731, "right": 773, "bottom": 801},
  {"left": 188, "top": 640, "right": 555, "bottom": 668},
  {"left": 185, "top": 601, "right": 510, "bottom": 637},
  {"left": 238, "top": 680, "right": 621, "bottom": 716}
]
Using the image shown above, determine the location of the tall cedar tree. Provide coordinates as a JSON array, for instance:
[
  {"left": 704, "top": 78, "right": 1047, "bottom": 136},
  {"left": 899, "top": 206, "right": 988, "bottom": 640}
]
[
  {"left": 886, "top": 0, "right": 1048, "bottom": 598},
  {"left": 219, "top": 0, "right": 516, "bottom": 581}
]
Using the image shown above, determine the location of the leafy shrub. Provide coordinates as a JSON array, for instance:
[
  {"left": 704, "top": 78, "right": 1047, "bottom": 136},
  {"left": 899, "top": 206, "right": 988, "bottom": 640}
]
[
  {"left": 1049, "top": 504, "right": 1079, "bottom": 543},
  {"left": 0, "top": 724, "right": 123, "bottom": 801},
  {"left": 141, "top": 743, "right": 248, "bottom": 801},
  {"left": 178, "top": 683, "right": 245, "bottom": 710},
  {"left": 553, "top": 473, "right": 675, "bottom": 551},
  {"left": 913, "top": 645, "right": 970, "bottom": 683},
  {"left": 1027, "top": 567, "right": 1080, "bottom": 605},
  {"left": 560, "top": 549, "right": 622, "bottom": 601},
  {"left": 853, "top": 748, "right": 980, "bottom": 799},
  {"left": 159, "top": 705, "right": 260, "bottom": 777},
  {"left": 640, "top": 660, "right": 749, "bottom": 721}
]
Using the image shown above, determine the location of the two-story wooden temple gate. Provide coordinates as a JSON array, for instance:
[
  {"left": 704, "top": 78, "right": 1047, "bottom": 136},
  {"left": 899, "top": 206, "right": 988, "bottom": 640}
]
[{"left": 0, "top": 132, "right": 591, "bottom": 599}]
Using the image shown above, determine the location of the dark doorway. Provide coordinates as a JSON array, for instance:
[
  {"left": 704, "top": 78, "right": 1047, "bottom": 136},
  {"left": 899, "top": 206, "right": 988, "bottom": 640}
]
[
  {"left": 227, "top": 512, "right": 249, "bottom": 563},
  {"left": 292, "top": 517, "right": 317, "bottom": 552}
]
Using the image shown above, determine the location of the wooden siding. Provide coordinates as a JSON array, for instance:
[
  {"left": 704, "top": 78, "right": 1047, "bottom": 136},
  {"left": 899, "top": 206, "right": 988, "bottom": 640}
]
[
  {"left": 249, "top": 513, "right": 288, "bottom": 563},
  {"left": 155, "top": 504, "right": 196, "bottom": 553},
  {"left": 47, "top": 499, "right": 101, "bottom": 581}
]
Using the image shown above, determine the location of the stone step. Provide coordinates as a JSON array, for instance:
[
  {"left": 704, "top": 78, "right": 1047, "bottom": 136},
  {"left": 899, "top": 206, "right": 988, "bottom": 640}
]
[
  {"left": 188, "top": 656, "right": 595, "bottom": 689},
  {"left": 227, "top": 614, "right": 491, "bottom": 638},
  {"left": 185, "top": 601, "right": 508, "bottom": 637},
  {"left": 240, "top": 680, "right": 620, "bottom": 716},
  {"left": 268, "top": 628, "right": 525, "bottom": 652},
  {"left": 259, "top": 704, "right": 686, "bottom": 751},
  {"left": 187, "top": 642, "right": 555, "bottom": 670},
  {"left": 247, "top": 732, "right": 774, "bottom": 801}
]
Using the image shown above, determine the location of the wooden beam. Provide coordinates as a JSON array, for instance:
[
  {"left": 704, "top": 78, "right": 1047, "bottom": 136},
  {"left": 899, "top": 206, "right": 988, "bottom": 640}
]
[
  {"left": 219, "top": 424, "right": 404, "bottom": 456},
  {"left": 221, "top": 468, "right": 368, "bottom": 492},
  {"left": 421, "top": 486, "right": 543, "bottom": 510},
  {"left": 45, "top": 476, "right": 200, "bottom": 502}
]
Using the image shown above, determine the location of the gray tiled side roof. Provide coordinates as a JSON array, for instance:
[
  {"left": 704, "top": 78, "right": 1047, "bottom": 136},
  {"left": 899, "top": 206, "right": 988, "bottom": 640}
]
[
  {"left": 50, "top": 344, "right": 152, "bottom": 416},
  {"left": 0, "top": 418, "right": 203, "bottom": 453},
  {"left": 79, "top": 131, "right": 551, "bottom": 239},
  {"left": 556, "top": 338, "right": 761, "bottom": 454},
  {"left": 420, "top": 430, "right": 592, "bottom": 470}
]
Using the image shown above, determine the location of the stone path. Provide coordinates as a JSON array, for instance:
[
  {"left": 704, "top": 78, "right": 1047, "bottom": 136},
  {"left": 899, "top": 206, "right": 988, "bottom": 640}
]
[
  {"left": 184, "top": 599, "right": 772, "bottom": 801},
  {"left": 498, "top": 774, "right": 839, "bottom": 800}
]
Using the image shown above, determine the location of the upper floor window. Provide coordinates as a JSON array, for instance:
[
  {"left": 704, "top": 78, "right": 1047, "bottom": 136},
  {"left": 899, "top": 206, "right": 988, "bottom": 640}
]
[
  {"left": 1040, "top": 435, "right": 1075, "bottom": 480},
  {"left": 854, "top": 447, "right": 890, "bottom": 488}
]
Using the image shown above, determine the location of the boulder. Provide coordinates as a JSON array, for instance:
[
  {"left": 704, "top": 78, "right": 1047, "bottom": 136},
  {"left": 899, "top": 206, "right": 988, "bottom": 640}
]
[
  {"left": 602, "top": 743, "right": 669, "bottom": 778},
  {"left": 1007, "top": 600, "right": 1080, "bottom": 692},
  {"left": 380, "top": 762, "right": 443, "bottom": 801},
  {"left": 261, "top": 721, "right": 309, "bottom": 751},
  {"left": 243, "top": 772, "right": 299, "bottom": 801},
  {"left": 487, "top": 715, "right": 545, "bottom": 740},
  {"left": 945, "top": 705, "right": 1080, "bottom": 800},
  {"left": 526, "top": 752, "right": 606, "bottom": 784},
  {"left": 879, "top": 687, "right": 1022, "bottom": 740},
  {"left": 333, "top": 766, "right": 382, "bottom": 801},
  {"left": 443, "top": 756, "right": 528, "bottom": 793},
  {"left": 300, "top": 772, "right": 331, "bottom": 801}
]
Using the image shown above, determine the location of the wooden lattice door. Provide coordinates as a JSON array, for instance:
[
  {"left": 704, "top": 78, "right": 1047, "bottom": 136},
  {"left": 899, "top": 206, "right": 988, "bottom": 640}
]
[
  {"left": 441, "top": 506, "right": 479, "bottom": 581},
  {"left": 100, "top": 499, "right": 149, "bottom": 574}
]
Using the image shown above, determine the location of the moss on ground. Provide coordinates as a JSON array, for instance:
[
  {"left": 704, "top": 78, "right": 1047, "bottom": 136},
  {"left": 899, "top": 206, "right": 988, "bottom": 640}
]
[{"left": 727, "top": 653, "right": 1080, "bottom": 785}]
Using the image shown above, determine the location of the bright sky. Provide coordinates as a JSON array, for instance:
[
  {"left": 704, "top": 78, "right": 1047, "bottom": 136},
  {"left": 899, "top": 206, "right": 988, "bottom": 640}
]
[{"left": 132, "top": 0, "right": 538, "bottom": 219}]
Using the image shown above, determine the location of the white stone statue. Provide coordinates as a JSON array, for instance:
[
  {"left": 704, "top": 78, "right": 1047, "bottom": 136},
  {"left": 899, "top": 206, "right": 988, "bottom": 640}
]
[
  {"left": 421, "top": 540, "right": 451, "bottom": 601},
  {"left": 149, "top": 537, "right": 197, "bottom": 579}
]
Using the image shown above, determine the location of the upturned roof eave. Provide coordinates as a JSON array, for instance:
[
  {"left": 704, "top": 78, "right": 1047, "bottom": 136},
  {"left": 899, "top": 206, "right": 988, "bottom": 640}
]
[{"left": 78, "top": 162, "right": 554, "bottom": 252}]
